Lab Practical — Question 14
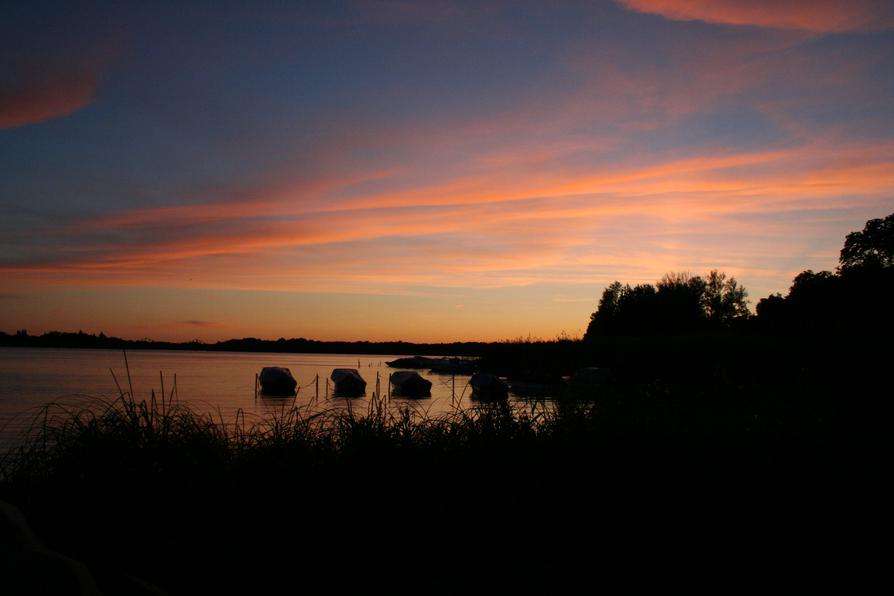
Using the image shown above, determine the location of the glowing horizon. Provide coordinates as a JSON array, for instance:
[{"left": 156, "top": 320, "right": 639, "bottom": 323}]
[{"left": 2, "top": 1, "right": 893, "bottom": 342}]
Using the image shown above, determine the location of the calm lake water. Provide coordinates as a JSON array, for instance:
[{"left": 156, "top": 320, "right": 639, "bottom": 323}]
[{"left": 0, "top": 347, "right": 493, "bottom": 452}]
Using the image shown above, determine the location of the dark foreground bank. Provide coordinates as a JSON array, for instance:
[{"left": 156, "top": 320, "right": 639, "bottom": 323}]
[{"left": 1, "top": 333, "right": 892, "bottom": 595}]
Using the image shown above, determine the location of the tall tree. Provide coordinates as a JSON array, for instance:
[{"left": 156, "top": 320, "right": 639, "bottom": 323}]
[
  {"left": 585, "top": 281, "right": 626, "bottom": 337},
  {"left": 839, "top": 213, "right": 894, "bottom": 271},
  {"left": 703, "top": 270, "right": 750, "bottom": 325}
]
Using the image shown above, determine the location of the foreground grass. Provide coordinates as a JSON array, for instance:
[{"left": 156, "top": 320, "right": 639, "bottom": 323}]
[
  {"left": 2, "top": 338, "right": 892, "bottom": 595},
  {"left": 1, "top": 393, "right": 569, "bottom": 595}
]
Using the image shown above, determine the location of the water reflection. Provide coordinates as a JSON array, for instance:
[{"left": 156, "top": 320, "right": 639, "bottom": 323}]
[{"left": 0, "top": 347, "right": 549, "bottom": 450}]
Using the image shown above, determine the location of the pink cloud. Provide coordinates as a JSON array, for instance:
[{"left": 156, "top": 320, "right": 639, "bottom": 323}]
[
  {"left": 0, "top": 63, "right": 100, "bottom": 129},
  {"left": 616, "top": 0, "right": 894, "bottom": 32},
  {"left": 4, "top": 137, "right": 892, "bottom": 301}
]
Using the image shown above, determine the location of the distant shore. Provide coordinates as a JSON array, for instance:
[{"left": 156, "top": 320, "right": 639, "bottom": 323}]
[{"left": 0, "top": 330, "right": 489, "bottom": 357}]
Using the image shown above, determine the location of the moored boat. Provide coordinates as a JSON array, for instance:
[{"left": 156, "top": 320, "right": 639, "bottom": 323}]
[
  {"left": 390, "top": 371, "right": 432, "bottom": 398},
  {"left": 469, "top": 373, "right": 508, "bottom": 400},
  {"left": 259, "top": 367, "right": 298, "bottom": 396},
  {"left": 331, "top": 368, "right": 366, "bottom": 396}
]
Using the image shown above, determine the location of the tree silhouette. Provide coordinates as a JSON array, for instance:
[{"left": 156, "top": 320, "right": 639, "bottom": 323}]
[
  {"left": 839, "top": 213, "right": 894, "bottom": 271},
  {"left": 656, "top": 272, "right": 708, "bottom": 332},
  {"left": 703, "top": 270, "right": 749, "bottom": 325},
  {"left": 785, "top": 270, "right": 841, "bottom": 329},
  {"left": 755, "top": 293, "right": 785, "bottom": 326},
  {"left": 596, "top": 281, "right": 624, "bottom": 322},
  {"left": 754, "top": 212, "right": 894, "bottom": 332},
  {"left": 585, "top": 270, "right": 749, "bottom": 338},
  {"left": 586, "top": 282, "right": 659, "bottom": 336}
]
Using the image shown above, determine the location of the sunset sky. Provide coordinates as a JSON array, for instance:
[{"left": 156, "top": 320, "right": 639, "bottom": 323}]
[{"left": 2, "top": 0, "right": 894, "bottom": 342}]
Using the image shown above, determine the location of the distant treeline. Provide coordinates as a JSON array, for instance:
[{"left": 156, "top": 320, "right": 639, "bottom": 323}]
[{"left": 0, "top": 330, "right": 488, "bottom": 357}]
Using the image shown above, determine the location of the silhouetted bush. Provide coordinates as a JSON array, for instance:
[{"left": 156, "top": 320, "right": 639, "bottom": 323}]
[{"left": 478, "top": 336, "right": 585, "bottom": 381}]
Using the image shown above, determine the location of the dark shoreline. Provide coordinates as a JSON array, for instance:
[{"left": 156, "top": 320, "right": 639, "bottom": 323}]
[{"left": 0, "top": 330, "right": 489, "bottom": 357}]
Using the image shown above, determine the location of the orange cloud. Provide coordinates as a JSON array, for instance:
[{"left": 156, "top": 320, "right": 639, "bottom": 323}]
[
  {"left": 616, "top": 0, "right": 894, "bottom": 32},
  {"left": 4, "top": 136, "right": 892, "bottom": 303},
  {"left": 88, "top": 168, "right": 399, "bottom": 229},
  {"left": 0, "top": 63, "right": 99, "bottom": 129}
]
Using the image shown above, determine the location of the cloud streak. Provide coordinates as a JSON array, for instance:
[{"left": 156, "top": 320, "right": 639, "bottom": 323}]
[
  {"left": 616, "top": 0, "right": 894, "bottom": 32},
  {"left": 4, "top": 136, "right": 892, "bottom": 303},
  {"left": 176, "top": 320, "right": 221, "bottom": 328}
]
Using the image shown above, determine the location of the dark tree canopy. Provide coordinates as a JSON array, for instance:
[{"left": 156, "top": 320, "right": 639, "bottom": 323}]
[
  {"left": 754, "top": 212, "right": 894, "bottom": 333},
  {"left": 656, "top": 272, "right": 707, "bottom": 330},
  {"left": 585, "top": 270, "right": 749, "bottom": 338},
  {"left": 839, "top": 212, "right": 894, "bottom": 271},
  {"left": 755, "top": 293, "right": 785, "bottom": 324}
]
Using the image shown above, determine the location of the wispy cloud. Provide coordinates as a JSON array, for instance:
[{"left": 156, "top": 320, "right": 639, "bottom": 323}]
[
  {"left": 616, "top": 0, "right": 894, "bottom": 32},
  {"left": 175, "top": 320, "right": 222, "bottom": 328},
  {"left": 0, "top": 63, "right": 99, "bottom": 129},
  {"left": 3, "top": 135, "right": 891, "bottom": 302}
]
